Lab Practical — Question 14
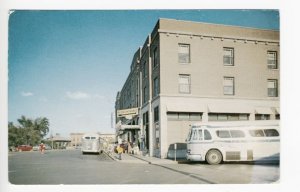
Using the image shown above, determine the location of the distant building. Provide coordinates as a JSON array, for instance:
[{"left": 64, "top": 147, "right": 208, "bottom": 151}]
[
  {"left": 70, "top": 133, "right": 84, "bottom": 147},
  {"left": 70, "top": 132, "right": 115, "bottom": 147},
  {"left": 48, "top": 133, "right": 71, "bottom": 149},
  {"left": 115, "top": 18, "right": 280, "bottom": 158}
]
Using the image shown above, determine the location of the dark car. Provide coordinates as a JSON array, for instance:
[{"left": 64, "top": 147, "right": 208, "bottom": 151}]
[{"left": 16, "top": 145, "right": 33, "bottom": 152}]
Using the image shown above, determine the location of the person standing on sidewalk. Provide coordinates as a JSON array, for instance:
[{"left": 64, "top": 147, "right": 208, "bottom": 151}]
[{"left": 116, "top": 144, "right": 123, "bottom": 160}]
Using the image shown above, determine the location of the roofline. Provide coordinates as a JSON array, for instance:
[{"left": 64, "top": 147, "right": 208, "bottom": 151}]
[{"left": 158, "top": 17, "right": 279, "bottom": 32}]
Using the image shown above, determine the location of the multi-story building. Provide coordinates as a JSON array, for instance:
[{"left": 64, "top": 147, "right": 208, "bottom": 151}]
[{"left": 115, "top": 18, "right": 280, "bottom": 158}]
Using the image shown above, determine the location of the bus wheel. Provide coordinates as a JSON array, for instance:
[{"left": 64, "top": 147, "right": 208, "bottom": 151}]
[{"left": 206, "top": 149, "right": 222, "bottom": 165}]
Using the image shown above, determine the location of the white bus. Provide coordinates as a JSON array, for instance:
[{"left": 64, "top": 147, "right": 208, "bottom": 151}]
[
  {"left": 186, "top": 120, "right": 280, "bottom": 164},
  {"left": 81, "top": 133, "right": 104, "bottom": 154}
]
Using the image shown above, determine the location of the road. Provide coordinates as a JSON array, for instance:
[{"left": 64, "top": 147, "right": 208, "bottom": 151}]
[{"left": 8, "top": 149, "right": 279, "bottom": 184}]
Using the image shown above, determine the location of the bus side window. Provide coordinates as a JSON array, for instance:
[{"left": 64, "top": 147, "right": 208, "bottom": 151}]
[
  {"left": 230, "top": 130, "right": 245, "bottom": 138},
  {"left": 264, "top": 129, "right": 279, "bottom": 137},
  {"left": 216, "top": 130, "right": 231, "bottom": 138},
  {"left": 204, "top": 130, "right": 212, "bottom": 140},
  {"left": 249, "top": 130, "right": 265, "bottom": 137}
]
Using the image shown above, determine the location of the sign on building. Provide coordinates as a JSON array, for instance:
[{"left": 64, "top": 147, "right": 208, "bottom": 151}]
[{"left": 117, "top": 108, "right": 139, "bottom": 117}]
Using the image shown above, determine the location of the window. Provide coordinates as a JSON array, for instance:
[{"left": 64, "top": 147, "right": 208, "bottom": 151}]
[
  {"left": 154, "top": 107, "right": 159, "bottom": 122},
  {"left": 264, "top": 129, "right": 279, "bottom": 137},
  {"left": 142, "top": 61, "right": 147, "bottom": 79},
  {"left": 167, "top": 112, "right": 202, "bottom": 121},
  {"left": 255, "top": 114, "right": 271, "bottom": 120},
  {"left": 153, "top": 77, "right": 159, "bottom": 97},
  {"left": 249, "top": 129, "right": 265, "bottom": 137},
  {"left": 178, "top": 44, "right": 190, "bottom": 63},
  {"left": 153, "top": 47, "right": 158, "bottom": 68},
  {"left": 143, "top": 86, "right": 148, "bottom": 104},
  {"left": 204, "top": 130, "right": 212, "bottom": 140},
  {"left": 223, "top": 47, "right": 234, "bottom": 66},
  {"left": 192, "top": 129, "right": 203, "bottom": 141},
  {"left": 267, "top": 51, "right": 278, "bottom": 69},
  {"left": 216, "top": 130, "right": 231, "bottom": 138},
  {"left": 223, "top": 77, "right": 234, "bottom": 95},
  {"left": 189, "top": 113, "right": 202, "bottom": 121},
  {"left": 268, "top": 79, "right": 278, "bottom": 97},
  {"left": 179, "top": 74, "right": 191, "bottom": 93},
  {"left": 208, "top": 113, "right": 249, "bottom": 121},
  {"left": 230, "top": 130, "right": 245, "bottom": 138},
  {"left": 178, "top": 113, "right": 189, "bottom": 120},
  {"left": 167, "top": 113, "right": 178, "bottom": 120}
]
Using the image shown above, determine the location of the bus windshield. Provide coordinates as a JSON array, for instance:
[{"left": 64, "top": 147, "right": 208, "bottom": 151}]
[{"left": 187, "top": 128, "right": 203, "bottom": 141}]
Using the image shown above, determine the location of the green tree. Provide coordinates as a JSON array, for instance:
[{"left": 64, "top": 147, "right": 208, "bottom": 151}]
[{"left": 8, "top": 116, "right": 50, "bottom": 146}]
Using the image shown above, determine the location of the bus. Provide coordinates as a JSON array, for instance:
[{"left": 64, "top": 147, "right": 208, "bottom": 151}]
[
  {"left": 186, "top": 120, "right": 280, "bottom": 164},
  {"left": 81, "top": 133, "right": 104, "bottom": 154}
]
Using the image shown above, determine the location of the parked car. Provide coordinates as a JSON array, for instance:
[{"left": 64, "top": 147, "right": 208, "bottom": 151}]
[
  {"left": 32, "top": 145, "right": 40, "bottom": 151},
  {"left": 16, "top": 145, "right": 33, "bottom": 152}
]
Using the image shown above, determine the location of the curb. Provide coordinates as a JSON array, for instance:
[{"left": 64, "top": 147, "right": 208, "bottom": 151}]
[
  {"left": 128, "top": 154, "right": 152, "bottom": 164},
  {"left": 103, "top": 151, "right": 118, "bottom": 161}
]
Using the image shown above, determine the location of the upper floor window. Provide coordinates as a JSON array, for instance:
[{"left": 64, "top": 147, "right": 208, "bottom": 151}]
[
  {"left": 223, "top": 77, "right": 234, "bottom": 95},
  {"left": 142, "top": 61, "right": 147, "bottom": 79},
  {"left": 223, "top": 47, "right": 234, "bottom": 66},
  {"left": 179, "top": 74, "right": 191, "bottom": 94},
  {"left": 143, "top": 86, "right": 148, "bottom": 104},
  {"left": 267, "top": 51, "right": 278, "bottom": 69},
  {"left": 153, "top": 47, "right": 158, "bottom": 69},
  {"left": 154, "top": 106, "right": 159, "bottom": 122},
  {"left": 178, "top": 44, "right": 190, "bottom": 63},
  {"left": 153, "top": 77, "right": 159, "bottom": 97},
  {"left": 268, "top": 79, "right": 278, "bottom": 97}
]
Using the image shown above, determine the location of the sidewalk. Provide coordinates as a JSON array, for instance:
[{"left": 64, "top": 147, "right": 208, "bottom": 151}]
[{"left": 107, "top": 152, "right": 178, "bottom": 165}]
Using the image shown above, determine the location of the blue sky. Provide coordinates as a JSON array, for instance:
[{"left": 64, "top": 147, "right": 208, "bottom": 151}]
[{"left": 8, "top": 10, "right": 279, "bottom": 137}]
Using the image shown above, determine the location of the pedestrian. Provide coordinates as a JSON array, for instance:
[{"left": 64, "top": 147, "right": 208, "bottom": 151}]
[
  {"left": 116, "top": 144, "right": 123, "bottom": 160},
  {"left": 39, "top": 143, "right": 45, "bottom": 154}
]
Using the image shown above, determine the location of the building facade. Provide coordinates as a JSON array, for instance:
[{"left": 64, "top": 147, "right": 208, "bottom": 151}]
[{"left": 115, "top": 18, "right": 280, "bottom": 158}]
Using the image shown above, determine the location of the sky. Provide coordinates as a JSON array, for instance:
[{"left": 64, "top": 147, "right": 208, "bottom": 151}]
[{"left": 8, "top": 10, "right": 279, "bottom": 138}]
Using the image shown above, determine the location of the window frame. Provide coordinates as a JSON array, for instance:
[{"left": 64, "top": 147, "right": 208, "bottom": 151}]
[
  {"left": 178, "top": 44, "right": 190, "bottom": 64},
  {"left": 154, "top": 106, "right": 159, "bottom": 122},
  {"left": 153, "top": 47, "right": 159, "bottom": 69},
  {"left": 268, "top": 79, "right": 278, "bottom": 97},
  {"left": 142, "top": 61, "right": 147, "bottom": 79},
  {"left": 267, "top": 51, "right": 278, "bottom": 69},
  {"left": 223, "top": 47, "right": 234, "bottom": 66},
  {"left": 153, "top": 77, "right": 159, "bottom": 97},
  {"left": 179, "top": 74, "right": 191, "bottom": 94},
  {"left": 223, "top": 77, "right": 235, "bottom": 95}
]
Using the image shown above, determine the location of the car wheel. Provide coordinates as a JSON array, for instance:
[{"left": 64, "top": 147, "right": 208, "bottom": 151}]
[{"left": 206, "top": 149, "right": 222, "bottom": 165}]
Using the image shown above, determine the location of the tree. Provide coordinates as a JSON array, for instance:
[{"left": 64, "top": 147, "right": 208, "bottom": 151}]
[{"left": 8, "top": 116, "right": 50, "bottom": 146}]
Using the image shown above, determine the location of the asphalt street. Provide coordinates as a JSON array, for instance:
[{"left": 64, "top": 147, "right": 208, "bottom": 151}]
[{"left": 8, "top": 149, "right": 279, "bottom": 184}]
